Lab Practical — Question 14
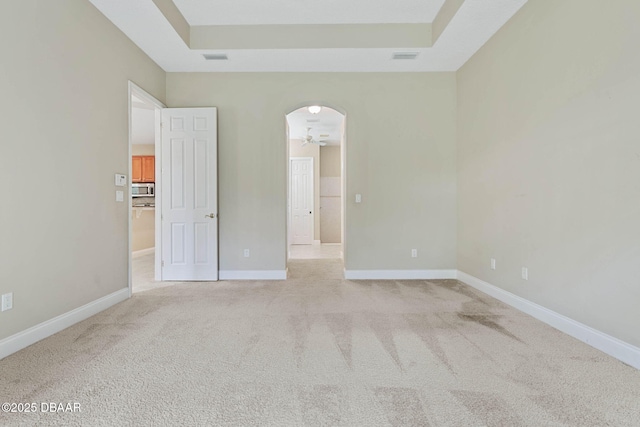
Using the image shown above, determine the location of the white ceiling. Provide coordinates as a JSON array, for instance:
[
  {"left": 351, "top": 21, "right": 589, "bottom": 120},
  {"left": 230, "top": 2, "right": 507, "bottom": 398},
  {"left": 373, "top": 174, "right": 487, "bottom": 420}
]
[
  {"left": 88, "top": 0, "right": 528, "bottom": 72},
  {"left": 287, "top": 107, "right": 345, "bottom": 146}
]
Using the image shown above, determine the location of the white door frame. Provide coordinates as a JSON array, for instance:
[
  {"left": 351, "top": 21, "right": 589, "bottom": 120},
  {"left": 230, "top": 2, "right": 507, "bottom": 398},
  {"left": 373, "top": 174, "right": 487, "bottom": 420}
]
[
  {"left": 286, "top": 121, "right": 292, "bottom": 258},
  {"left": 128, "top": 81, "right": 166, "bottom": 297},
  {"left": 289, "top": 157, "right": 314, "bottom": 245}
]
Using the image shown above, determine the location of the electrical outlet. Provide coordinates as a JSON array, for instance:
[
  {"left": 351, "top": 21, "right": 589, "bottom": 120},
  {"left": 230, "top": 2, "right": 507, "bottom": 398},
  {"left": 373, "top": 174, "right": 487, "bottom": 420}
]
[
  {"left": 491, "top": 258, "right": 496, "bottom": 270},
  {"left": 1, "top": 293, "right": 13, "bottom": 312},
  {"left": 522, "top": 267, "right": 528, "bottom": 280},
  {"left": 243, "top": 249, "right": 250, "bottom": 258},
  {"left": 411, "top": 249, "right": 418, "bottom": 258}
]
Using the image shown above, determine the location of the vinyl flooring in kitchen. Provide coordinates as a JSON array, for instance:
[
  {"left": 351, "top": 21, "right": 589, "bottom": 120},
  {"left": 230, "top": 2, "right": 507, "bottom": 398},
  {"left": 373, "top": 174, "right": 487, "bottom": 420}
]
[{"left": 132, "top": 251, "right": 177, "bottom": 294}]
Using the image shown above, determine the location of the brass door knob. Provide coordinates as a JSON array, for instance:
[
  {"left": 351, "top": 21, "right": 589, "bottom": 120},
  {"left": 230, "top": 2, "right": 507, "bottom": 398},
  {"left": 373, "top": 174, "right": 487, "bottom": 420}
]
[{"left": 205, "top": 213, "right": 216, "bottom": 218}]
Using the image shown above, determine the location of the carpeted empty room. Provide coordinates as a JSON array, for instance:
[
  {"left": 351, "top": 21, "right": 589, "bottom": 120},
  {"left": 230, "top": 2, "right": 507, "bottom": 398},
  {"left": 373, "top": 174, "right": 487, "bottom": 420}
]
[{"left": 1, "top": 259, "right": 639, "bottom": 426}]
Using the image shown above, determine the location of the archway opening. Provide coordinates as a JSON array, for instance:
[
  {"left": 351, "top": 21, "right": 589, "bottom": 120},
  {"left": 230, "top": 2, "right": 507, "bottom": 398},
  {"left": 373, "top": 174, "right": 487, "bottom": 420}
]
[{"left": 285, "top": 105, "right": 346, "bottom": 270}]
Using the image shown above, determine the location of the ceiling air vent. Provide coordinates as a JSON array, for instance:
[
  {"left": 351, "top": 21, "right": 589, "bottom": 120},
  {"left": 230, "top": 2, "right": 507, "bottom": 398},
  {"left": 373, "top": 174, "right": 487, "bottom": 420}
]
[
  {"left": 203, "top": 53, "right": 228, "bottom": 60},
  {"left": 392, "top": 52, "right": 419, "bottom": 60}
]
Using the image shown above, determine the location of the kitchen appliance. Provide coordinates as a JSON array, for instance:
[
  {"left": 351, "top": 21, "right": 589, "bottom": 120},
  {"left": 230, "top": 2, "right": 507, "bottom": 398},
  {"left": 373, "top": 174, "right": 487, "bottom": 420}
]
[{"left": 131, "top": 183, "right": 154, "bottom": 197}]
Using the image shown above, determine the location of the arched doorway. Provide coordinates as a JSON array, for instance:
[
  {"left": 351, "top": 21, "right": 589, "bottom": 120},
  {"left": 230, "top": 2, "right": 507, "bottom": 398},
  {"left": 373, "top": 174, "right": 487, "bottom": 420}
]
[{"left": 285, "top": 105, "right": 347, "bottom": 275}]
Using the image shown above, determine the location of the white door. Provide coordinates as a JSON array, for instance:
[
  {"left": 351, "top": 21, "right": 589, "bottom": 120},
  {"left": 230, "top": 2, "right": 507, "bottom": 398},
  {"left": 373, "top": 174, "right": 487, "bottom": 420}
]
[
  {"left": 290, "top": 157, "right": 313, "bottom": 245},
  {"left": 161, "top": 108, "right": 218, "bottom": 280}
]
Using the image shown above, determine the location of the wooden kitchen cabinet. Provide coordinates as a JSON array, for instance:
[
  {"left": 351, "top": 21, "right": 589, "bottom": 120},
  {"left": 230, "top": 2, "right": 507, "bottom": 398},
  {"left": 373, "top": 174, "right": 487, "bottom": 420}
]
[
  {"left": 132, "top": 156, "right": 155, "bottom": 182},
  {"left": 132, "top": 156, "right": 142, "bottom": 182},
  {"left": 141, "top": 156, "right": 155, "bottom": 182}
]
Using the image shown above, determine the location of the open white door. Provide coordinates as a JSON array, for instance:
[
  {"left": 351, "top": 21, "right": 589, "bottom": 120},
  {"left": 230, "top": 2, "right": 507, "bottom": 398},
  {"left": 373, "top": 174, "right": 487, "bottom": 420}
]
[
  {"left": 290, "top": 157, "right": 313, "bottom": 245},
  {"left": 161, "top": 108, "right": 218, "bottom": 281}
]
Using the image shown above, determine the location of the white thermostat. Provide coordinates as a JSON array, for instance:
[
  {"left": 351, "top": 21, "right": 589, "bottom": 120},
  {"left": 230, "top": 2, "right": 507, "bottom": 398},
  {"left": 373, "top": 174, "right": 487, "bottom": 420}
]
[{"left": 115, "top": 174, "right": 127, "bottom": 187}]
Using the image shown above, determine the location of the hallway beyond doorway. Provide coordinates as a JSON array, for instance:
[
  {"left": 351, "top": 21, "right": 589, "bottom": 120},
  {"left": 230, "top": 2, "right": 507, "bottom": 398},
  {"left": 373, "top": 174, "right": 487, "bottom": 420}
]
[{"left": 289, "top": 243, "right": 342, "bottom": 260}]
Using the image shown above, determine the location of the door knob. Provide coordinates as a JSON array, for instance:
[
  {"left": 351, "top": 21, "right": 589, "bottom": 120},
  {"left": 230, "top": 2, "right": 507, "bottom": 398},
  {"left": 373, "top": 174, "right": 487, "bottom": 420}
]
[{"left": 205, "top": 213, "right": 216, "bottom": 218}]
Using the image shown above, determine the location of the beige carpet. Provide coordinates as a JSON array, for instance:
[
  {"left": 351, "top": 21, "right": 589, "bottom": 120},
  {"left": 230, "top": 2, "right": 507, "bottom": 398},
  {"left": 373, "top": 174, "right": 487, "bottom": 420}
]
[{"left": 1, "top": 259, "right": 639, "bottom": 426}]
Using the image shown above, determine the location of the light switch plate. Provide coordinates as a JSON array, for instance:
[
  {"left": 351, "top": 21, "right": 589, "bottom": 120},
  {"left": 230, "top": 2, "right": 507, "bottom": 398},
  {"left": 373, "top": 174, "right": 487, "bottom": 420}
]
[
  {"left": 116, "top": 190, "right": 124, "bottom": 202},
  {"left": 1, "top": 293, "right": 12, "bottom": 311},
  {"left": 115, "top": 174, "right": 127, "bottom": 187},
  {"left": 355, "top": 194, "right": 362, "bottom": 203}
]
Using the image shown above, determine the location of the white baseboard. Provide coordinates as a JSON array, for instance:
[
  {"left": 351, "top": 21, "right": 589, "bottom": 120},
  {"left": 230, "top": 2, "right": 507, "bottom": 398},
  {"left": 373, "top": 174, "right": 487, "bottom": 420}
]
[
  {"left": 219, "top": 270, "right": 287, "bottom": 280},
  {"left": 0, "top": 288, "right": 129, "bottom": 361},
  {"left": 344, "top": 269, "right": 457, "bottom": 280},
  {"left": 457, "top": 271, "right": 640, "bottom": 370},
  {"left": 132, "top": 247, "right": 154, "bottom": 258},
  {"left": 313, "top": 240, "right": 321, "bottom": 246}
]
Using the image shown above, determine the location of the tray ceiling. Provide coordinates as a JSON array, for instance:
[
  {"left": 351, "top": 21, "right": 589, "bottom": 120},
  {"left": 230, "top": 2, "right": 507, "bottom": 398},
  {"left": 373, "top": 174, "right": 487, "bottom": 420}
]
[{"left": 88, "top": 0, "right": 528, "bottom": 72}]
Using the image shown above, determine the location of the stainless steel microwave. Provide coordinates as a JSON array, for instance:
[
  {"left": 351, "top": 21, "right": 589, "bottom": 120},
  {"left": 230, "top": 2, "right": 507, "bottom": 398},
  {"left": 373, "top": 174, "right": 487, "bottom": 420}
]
[{"left": 132, "top": 183, "right": 154, "bottom": 197}]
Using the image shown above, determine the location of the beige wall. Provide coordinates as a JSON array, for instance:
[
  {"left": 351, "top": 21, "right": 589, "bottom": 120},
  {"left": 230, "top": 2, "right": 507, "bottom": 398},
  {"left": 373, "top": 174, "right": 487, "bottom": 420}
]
[
  {"left": 132, "top": 210, "right": 155, "bottom": 251},
  {"left": 320, "top": 146, "right": 342, "bottom": 243},
  {"left": 457, "top": 0, "right": 640, "bottom": 346},
  {"left": 289, "top": 139, "right": 320, "bottom": 240},
  {"left": 0, "top": 1, "right": 165, "bottom": 340},
  {"left": 132, "top": 144, "right": 155, "bottom": 156},
  {"left": 320, "top": 146, "right": 341, "bottom": 177},
  {"left": 166, "top": 73, "right": 457, "bottom": 271}
]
